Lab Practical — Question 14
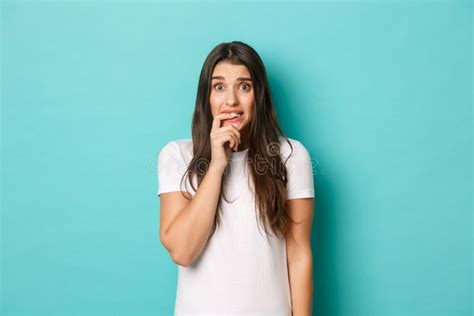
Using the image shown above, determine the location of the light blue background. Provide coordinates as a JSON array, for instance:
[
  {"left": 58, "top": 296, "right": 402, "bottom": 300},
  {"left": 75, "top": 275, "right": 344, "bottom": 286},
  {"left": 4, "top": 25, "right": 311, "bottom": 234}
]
[{"left": 1, "top": 1, "right": 472, "bottom": 315}]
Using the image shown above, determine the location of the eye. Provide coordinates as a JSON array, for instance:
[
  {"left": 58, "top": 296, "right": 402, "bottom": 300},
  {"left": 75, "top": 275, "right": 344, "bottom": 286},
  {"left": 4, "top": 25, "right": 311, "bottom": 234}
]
[
  {"left": 213, "top": 83, "right": 224, "bottom": 90},
  {"left": 240, "top": 83, "right": 252, "bottom": 91}
]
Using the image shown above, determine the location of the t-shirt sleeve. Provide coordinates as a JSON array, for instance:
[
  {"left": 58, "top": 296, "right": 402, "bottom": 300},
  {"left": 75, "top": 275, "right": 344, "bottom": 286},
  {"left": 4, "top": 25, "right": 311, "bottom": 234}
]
[
  {"left": 156, "top": 141, "right": 188, "bottom": 197},
  {"left": 285, "top": 140, "right": 315, "bottom": 200}
]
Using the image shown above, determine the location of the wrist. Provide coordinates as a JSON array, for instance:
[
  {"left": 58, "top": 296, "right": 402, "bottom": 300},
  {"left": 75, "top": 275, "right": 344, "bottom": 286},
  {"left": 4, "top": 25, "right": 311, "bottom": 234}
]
[{"left": 209, "top": 161, "right": 227, "bottom": 175}]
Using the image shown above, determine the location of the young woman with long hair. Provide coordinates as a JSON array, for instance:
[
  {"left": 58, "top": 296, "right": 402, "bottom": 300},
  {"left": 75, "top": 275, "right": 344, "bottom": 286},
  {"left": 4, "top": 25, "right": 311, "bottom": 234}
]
[{"left": 157, "top": 41, "right": 315, "bottom": 316}]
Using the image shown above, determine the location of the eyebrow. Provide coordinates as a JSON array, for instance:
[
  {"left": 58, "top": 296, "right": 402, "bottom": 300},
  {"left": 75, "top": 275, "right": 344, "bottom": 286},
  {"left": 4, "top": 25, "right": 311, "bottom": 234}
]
[{"left": 211, "top": 76, "right": 252, "bottom": 82}]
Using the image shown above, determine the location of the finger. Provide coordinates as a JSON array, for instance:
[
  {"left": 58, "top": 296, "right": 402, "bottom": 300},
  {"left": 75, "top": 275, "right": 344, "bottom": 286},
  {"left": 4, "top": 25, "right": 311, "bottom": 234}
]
[
  {"left": 227, "top": 135, "right": 236, "bottom": 150},
  {"left": 219, "top": 125, "right": 241, "bottom": 144},
  {"left": 215, "top": 131, "right": 239, "bottom": 150},
  {"left": 212, "top": 113, "right": 234, "bottom": 132},
  {"left": 217, "top": 133, "right": 235, "bottom": 149},
  {"left": 230, "top": 134, "right": 238, "bottom": 151},
  {"left": 230, "top": 134, "right": 240, "bottom": 151},
  {"left": 232, "top": 126, "right": 241, "bottom": 145},
  {"left": 230, "top": 128, "right": 241, "bottom": 146}
]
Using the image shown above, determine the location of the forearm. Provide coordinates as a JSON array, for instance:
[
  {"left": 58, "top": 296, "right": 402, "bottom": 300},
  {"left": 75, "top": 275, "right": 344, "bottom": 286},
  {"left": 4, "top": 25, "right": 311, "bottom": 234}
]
[
  {"left": 288, "top": 253, "right": 313, "bottom": 316},
  {"left": 165, "top": 163, "right": 225, "bottom": 265}
]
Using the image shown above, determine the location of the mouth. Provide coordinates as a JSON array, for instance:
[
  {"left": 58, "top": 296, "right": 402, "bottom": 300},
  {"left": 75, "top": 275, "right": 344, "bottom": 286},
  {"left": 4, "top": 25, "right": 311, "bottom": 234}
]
[{"left": 222, "top": 111, "right": 243, "bottom": 123}]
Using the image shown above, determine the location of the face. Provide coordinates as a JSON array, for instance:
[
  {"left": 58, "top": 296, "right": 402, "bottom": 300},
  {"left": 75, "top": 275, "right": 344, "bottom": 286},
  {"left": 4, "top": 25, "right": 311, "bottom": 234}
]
[{"left": 209, "top": 62, "right": 254, "bottom": 137}]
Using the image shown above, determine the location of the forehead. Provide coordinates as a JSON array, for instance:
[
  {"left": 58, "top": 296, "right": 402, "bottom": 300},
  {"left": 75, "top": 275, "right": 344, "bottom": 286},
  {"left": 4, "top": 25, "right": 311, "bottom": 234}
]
[{"left": 211, "top": 62, "right": 250, "bottom": 78}]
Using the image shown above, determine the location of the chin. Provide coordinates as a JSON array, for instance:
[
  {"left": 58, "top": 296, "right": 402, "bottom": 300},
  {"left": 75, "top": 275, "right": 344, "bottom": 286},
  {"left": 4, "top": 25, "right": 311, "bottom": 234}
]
[{"left": 230, "top": 121, "right": 245, "bottom": 129}]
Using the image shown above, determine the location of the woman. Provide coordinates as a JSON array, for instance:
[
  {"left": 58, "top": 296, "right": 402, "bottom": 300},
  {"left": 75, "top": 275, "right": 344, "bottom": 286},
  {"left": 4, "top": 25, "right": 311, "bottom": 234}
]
[{"left": 157, "top": 41, "right": 315, "bottom": 316}]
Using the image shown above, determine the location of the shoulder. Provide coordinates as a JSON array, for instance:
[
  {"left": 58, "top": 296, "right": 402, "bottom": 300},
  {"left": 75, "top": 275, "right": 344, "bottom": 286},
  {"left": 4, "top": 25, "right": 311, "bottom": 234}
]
[
  {"left": 278, "top": 136, "right": 310, "bottom": 160},
  {"left": 159, "top": 138, "right": 193, "bottom": 162},
  {"left": 161, "top": 138, "right": 192, "bottom": 152}
]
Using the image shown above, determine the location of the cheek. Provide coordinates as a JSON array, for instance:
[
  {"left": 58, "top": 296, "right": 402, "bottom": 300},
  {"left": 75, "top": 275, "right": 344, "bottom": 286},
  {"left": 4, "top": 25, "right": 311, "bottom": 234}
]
[
  {"left": 245, "top": 108, "right": 253, "bottom": 120},
  {"left": 209, "top": 95, "right": 220, "bottom": 114},
  {"left": 246, "top": 97, "right": 254, "bottom": 106},
  {"left": 240, "top": 95, "right": 253, "bottom": 107},
  {"left": 244, "top": 98, "right": 254, "bottom": 117}
]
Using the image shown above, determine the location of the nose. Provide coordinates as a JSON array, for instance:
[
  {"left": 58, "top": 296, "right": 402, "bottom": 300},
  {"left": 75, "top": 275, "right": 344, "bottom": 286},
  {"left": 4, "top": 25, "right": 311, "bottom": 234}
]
[{"left": 224, "top": 88, "right": 238, "bottom": 106}]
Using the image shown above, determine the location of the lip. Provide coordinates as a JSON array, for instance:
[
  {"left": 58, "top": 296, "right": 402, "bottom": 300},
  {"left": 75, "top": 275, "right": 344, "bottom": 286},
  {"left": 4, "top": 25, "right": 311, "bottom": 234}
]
[
  {"left": 220, "top": 109, "right": 244, "bottom": 114},
  {"left": 222, "top": 114, "right": 243, "bottom": 123}
]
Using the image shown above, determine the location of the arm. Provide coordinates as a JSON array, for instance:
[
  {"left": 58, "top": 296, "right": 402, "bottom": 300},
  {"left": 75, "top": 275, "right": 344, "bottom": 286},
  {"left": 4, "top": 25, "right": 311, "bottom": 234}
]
[
  {"left": 158, "top": 114, "right": 240, "bottom": 267},
  {"left": 159, "top": 163, "right": 225, "bottom": 267},
  {"left": 286, "top": 197, "right": 314, "bottom": 316}
]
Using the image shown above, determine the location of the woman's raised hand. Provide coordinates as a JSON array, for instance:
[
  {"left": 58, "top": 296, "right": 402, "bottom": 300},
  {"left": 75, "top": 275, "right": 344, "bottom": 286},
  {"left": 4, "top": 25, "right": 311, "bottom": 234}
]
[{"left": 209, "top": 113, "right": 242, "bottom": 171}]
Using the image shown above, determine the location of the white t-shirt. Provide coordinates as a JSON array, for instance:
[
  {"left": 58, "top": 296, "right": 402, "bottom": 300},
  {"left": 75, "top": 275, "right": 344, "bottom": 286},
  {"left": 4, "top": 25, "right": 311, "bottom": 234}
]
[{"left": 157, "top": 136, "right": 315, "bottom": 316}]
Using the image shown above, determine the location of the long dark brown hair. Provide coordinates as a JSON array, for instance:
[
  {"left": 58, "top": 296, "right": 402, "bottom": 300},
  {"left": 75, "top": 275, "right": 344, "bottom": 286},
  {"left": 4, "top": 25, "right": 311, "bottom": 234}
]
[{"left": 179, "top": 41, "right": 295, "bottom": 241}]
